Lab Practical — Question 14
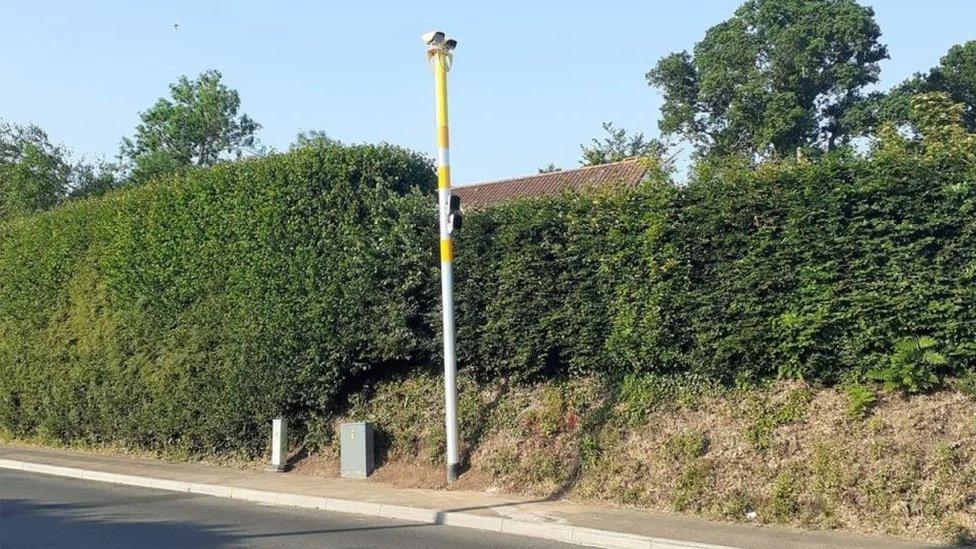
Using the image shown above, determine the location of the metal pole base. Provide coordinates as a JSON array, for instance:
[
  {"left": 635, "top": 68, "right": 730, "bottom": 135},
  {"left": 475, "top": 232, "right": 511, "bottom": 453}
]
[
  {"left": 265, "top": 463, "right": 291, "bottom": 473},
  {"left": 447, "top": 462, "right": 460, "bottom": 483}
]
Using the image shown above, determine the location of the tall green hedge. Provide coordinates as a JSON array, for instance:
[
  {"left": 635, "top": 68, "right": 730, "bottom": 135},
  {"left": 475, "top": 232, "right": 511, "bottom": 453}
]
[
  {"left": 454, "top": 155, "right": 976, "bottom": 384},
  {"left": 1, "top": 115, "right": 973, "bottom": 454},
  {"left": 0, "top": 143, "right": 439, "bottom": 453}
]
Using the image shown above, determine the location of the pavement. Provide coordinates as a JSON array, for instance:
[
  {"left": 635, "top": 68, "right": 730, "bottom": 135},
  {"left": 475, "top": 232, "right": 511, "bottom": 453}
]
[
  {"left": 0, "top": 443, "right": 943, "bottom": 549},
  {"left": 1, "top": 469, "right": 573, "bottom": 548}
]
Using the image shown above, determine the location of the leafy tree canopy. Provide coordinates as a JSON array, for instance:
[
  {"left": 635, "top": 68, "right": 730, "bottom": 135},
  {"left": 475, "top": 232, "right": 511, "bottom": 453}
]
[
  {"left": 927, "top": 41, "right": 976, "bottom": 130},
  {"left": 67, "top": 160, "right": 120, "bottom": 200},
  {"left": 120, "top": 70, "right": 260, "bottom": 184},
  {"left": 852, "top": 40, "right": 976, "bottom": 135},
  {"left": 647, "top": 0, "right": 887, "bottom": 159},
  {"left": 290, "top": 130, "right": 340, "bottom": 151},
  {"left": 874, "top": 92, "right": 976, "bottom": 165},
  {"left": 0, "top": 121, "right": 71, "bottom": 220},
  {"left": 580, "top": 122, "right": 666, "bottom": 166}
]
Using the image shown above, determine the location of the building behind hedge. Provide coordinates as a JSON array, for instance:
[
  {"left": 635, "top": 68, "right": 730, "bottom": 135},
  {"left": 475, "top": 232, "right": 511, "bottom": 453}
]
[{"left": 453, "top": 157, "right": 649, "bottom": 209}]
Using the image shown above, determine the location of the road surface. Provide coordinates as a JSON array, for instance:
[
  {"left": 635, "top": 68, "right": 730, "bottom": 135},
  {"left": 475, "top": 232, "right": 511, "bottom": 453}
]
[{"left": 0, "top": 470, "right": 574, "bottom": 548}]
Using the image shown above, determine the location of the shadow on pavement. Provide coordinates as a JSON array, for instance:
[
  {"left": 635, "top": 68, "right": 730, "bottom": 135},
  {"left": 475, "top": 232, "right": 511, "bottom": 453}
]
[
  {"left": 1, "top": 498, "right": 236, "bottom": 548},
  {"left": 1, "top": 496, "right": 443, "bottom": 548}
]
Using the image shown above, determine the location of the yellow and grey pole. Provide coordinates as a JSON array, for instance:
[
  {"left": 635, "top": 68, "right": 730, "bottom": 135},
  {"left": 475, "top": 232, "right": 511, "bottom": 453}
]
[{"left": 422, "top": 30, "right": 460, "bottom": 483}]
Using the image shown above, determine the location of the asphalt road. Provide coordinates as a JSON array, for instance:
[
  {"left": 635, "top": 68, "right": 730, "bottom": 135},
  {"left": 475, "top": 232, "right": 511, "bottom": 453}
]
[{"left": 0, "top": 470, "right": 574, "bottom": 548}]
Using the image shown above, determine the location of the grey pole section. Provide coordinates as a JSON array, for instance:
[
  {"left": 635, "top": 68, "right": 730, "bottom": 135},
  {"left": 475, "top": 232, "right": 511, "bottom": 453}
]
[{"left": 441, "top": 244, "right": 459, "bottom": 483}]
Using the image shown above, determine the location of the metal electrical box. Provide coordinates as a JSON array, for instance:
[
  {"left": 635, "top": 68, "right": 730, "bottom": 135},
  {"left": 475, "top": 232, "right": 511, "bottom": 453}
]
[{"left": 340, "top": 421, "right": 374, "bottom": 478}]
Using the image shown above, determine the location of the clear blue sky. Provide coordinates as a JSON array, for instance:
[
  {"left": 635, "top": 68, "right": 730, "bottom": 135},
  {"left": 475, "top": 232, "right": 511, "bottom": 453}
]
[{"left": 2, "top": 1, "right": 974, "bottom": 185}]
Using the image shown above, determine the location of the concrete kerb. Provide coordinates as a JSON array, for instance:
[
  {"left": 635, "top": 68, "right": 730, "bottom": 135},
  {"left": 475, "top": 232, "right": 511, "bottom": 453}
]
[
  {"left": 0, "top": 458, "right": 26, "bottom": 471},
  {"left": 0, "top": 458, "right": 737, "bottom": 549},
  {"left": 651, "top": 541, "right": 734, "bottom": 549},
  {"left": 572, "top": 527, "right": 656, "bottom": 549},
  {"left": 439, "top": 510, "right": 506, "bottom": 531},
  {"left": 378, "top": 503, "right": 440, "bottom": 523},
  {"left": 187, "top": 482, "right": 236, "bottom": 498},
  {"left": 230, "top": 487, "right": 280, "bottom": 505},
  {"left": 502, "top": 519, "right": 579, "bottom": 544}
]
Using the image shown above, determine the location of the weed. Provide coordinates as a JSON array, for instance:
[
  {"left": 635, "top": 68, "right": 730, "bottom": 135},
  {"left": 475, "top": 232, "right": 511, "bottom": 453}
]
[
  {"left": 955, "top": 369, "right": 976, "bottom": 400},
  {"left": 618, "top": 372, "right": 720, "bottom": 427},
  {"left": 485, "top": 393, "right": 525, "bottom": 433},
  {"left": 844, "top": 383, "right": 877, "bottom": 420},
  {"left": 866, "top": 416, "right": 889, "bottom": 435},
  {"left": 933, "top": 442, "right": 963, "bottom": 477},
  {"left": 522, "top": 451, "right": 569, "bottom": 487},
  {"left": 809, "top": 442, "right": 848, "bottom": 496},
  {"left": 718, "top": 489, "right": 753, "bottom": 520},
  {"left": 578, "top": 432, "right": 601, "bottom": 468},
  {"left": 484, "top": 440, "right": 520, "bottom": 479},
  {"left": 618, "top": 373, "right": 670, "bottom": 426},
  {"left": 303, "top": 413, "right": 335, "bottom": 453},
  {"left": 765, "top": 468, "right": 804, "bottom": 522},
  {"left": 891, "top": 450, "right": 923, "bottom": 494},
  {"left": 919, "top": 486, "right": 946, "bottom": 520},
  {"left": 868, "top": 438, "right": 893, "bottom": 460},
  {"left": 744, "top": 386, "right": 812, "bottom": 451},
  {"left": 868, "top": 336, "right": 945, "bottom": 393},
  {"left": 422, "top": 427, "right": 445, "bottom": 465},
  {"left": 659, "top": 429, "right": 709, "bottom": 463},
  {"left": 537, "top": 384, "right": 567, "bottom": 436},
  {"left": 670, "top": 461, "right": 714, "bottom": 512},
  {"left": 865, "top": 469, "right": 894, "bottom": 515}
]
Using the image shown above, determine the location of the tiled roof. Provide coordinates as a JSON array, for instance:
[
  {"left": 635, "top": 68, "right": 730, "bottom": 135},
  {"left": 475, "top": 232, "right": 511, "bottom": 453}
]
[{"left": 453, "top": 158, "right": 648, "bottom": 209}]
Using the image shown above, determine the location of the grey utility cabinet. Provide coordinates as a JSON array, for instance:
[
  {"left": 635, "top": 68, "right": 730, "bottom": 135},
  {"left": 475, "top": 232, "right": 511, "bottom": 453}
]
[{"left": 340, "top": 421, "right": 374, "bottom": 478}]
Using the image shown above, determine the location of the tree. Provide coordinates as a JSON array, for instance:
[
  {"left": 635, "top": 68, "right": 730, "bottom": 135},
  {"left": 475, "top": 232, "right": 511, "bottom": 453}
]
[
  {"left": 290, "top": 130, "right": 340, "bottom": 150},
  {"left": 538, "top": 163, "right": 562, "bottom": 173},
  {"left": 852, "top": 41, "right": 976, "bottom": 135},
  {"left": 0, "top": 121, "right": 121, "bottom": 218},
  {"left": 926, "top": 41, "right": 976, "bottom": 130},
  {"left": 874, "top": 92, "right": 976, "bottom": 165},
  {"left": 580, "top": 122, "right": 666, "bottom": 166},
  {"left": 647, "top": 0, "right": 887, "bottom": 159},
  {"left": 120, "top": 70, "right": 260, "bottom": 184},
  {"left": 67, "top": 160, "right": 119, "bottom": 200},
  {"left": 0, "top": 121, "right": 71, "bottom": 220}
]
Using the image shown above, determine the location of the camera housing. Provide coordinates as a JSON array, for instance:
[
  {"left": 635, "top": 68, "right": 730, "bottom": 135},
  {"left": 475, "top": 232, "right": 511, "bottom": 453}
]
[{"left": 421, "top": 31, "right": 445, "bottom": 46}]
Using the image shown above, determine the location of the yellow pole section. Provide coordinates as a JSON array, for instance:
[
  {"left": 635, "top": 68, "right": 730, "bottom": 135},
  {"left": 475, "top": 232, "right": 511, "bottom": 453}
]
[
  {"left": 434, "top": 53, "right": 450, "bottom": 176},
  {"left": 434, "top": 52, "right": 453, "bottom": 261}
]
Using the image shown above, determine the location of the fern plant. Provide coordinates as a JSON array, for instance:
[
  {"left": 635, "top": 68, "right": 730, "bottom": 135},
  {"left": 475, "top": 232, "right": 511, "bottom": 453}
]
[
  {"left": 844, "top": 383, "right": 877, "bottom": 419},
  {"left": 868, "top": 336, "right": 945, "bottom": 393}
]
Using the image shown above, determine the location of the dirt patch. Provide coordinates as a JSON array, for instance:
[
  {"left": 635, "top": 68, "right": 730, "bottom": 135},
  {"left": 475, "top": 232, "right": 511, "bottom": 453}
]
[
  {"left": 367, "top": 462, "right": 448, "bottom": 489},
  {"left": 279, "top": 446, "right": 491, "bottom": 493},
  {"left": 286, "top": 450, "right": 339, "bottom": 477}
]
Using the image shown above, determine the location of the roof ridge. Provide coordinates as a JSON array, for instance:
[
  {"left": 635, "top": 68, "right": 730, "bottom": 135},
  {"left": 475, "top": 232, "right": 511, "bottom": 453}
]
[{"left": 457, "top": 157, "right": 645, "bottom": 189}]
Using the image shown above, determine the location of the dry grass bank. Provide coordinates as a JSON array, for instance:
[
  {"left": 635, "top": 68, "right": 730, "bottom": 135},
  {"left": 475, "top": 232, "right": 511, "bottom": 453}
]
[{"left": 310, "top": 374, "right": 976, "bottom": 544}]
